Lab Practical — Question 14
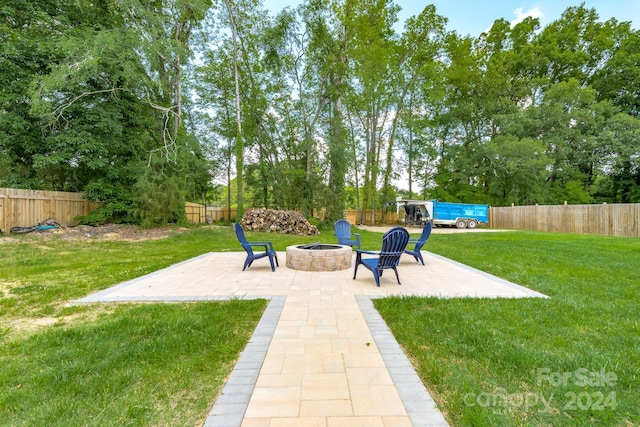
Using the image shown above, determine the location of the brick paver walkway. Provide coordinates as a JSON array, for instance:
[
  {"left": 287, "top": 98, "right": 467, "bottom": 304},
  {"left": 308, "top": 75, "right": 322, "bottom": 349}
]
[{"left": 77, "top": 250, "right": 546, "bottom": 426}]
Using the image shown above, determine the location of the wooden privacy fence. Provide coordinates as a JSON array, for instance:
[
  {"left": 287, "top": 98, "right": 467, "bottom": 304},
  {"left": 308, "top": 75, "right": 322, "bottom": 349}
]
[
  {"left": 208, "top": 206, "right": 237, "bottom": 222},
  {"left": 490, "top": 203, "right": 640, "bottom": 237},
  {"left": 0, "top": 188, "right": 102, "bottom": 231},
  {"left": 344, "top": 209, "right": 399, "bottom": 225},
  {"left": 184, "top": 204, "right": 238, "bottom": 224},
  {"left": 185, "top": 202, "right": 206, "bottom": 224}
]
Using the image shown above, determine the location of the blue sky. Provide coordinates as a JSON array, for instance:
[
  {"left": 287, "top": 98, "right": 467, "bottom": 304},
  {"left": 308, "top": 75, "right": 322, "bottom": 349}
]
[{"left": 262, "top": 0, "right": 640, "bottom": 37}]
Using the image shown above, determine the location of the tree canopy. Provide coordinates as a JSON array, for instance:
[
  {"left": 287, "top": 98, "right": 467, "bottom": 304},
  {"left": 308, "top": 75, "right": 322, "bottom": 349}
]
[{"left": 2, "top": 0, "right": 639, "bottom": 225}]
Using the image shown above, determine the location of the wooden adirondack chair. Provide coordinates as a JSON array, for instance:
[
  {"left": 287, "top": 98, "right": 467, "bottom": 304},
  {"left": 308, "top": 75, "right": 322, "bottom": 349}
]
[
  {"left": 234, "top": 223, "right": 279, "bottom": 272},
  {"left": 334, "top": 219, "right": 361, "bottom": 249},
  {"left": 404, "top": 221, "right": 433, "bottom": 265},
  {"left": 353, "top": 226, "right": 410, "bottom": 287}
]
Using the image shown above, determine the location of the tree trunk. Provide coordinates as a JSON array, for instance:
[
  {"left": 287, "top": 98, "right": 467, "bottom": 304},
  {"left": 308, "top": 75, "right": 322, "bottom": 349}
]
[
  {"left": 225, "top": 0, "right": 244, "bottom": 222},
  {"left": 347, "top": 112, "right": 362, "bottom": 224}
]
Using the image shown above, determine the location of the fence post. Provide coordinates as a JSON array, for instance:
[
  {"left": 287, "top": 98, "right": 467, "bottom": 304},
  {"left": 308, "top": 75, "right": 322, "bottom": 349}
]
[
  {"left": 49, "top": 196, "right": 56, "bottom": 218},
  {"left": 489, "top": 206, "right": 493, "bottom": 228},
  {"left": 0, "top": 194, "right": 5, "bottom": 232}
]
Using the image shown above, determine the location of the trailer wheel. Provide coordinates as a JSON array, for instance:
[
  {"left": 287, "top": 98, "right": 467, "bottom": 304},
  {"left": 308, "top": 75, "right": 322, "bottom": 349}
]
[
  {"left": 455, "top": 218, "right": 467, "bottom": 229},
  {"left": 467, "top": 219, "right": 478, "bottom": 229}
]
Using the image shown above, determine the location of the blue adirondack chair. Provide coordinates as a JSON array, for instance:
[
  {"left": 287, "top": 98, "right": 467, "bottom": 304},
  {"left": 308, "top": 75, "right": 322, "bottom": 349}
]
[
  {"left": 234, "top": 223, "right": 279, "bottom": 272},
  {"left": 404, "top": 220, "right": 433, "bottom": 265},
  {"left": 334, "top": 219, "right": 361, "bottom": 249},
  {"left": 353, "top": 226, "right": 410, "bottom": 287}
]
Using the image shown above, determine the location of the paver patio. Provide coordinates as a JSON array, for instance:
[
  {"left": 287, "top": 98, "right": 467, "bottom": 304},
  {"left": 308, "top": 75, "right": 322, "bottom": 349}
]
[{"left": 77, "top": 250, "right": 546, "bottom": 427}]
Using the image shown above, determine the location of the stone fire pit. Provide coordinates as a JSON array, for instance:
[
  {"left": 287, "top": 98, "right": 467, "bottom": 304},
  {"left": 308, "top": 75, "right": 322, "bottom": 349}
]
[{"left": 286, "top": 243, "right": 353, "bottom": 271}]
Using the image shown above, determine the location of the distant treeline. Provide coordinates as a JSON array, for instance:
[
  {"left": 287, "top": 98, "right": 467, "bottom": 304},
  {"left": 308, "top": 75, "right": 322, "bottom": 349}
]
[{"left": 1, "top": 1, "right": 638, "bottom": 225}]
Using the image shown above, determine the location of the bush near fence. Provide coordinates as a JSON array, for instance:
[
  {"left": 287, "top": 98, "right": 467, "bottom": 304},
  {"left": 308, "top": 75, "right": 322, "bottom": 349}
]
[
  {"left": 490, "top": 202, "right": 640, "bottom": 238},
  {"left": 0, "top": 188, "right": 102, "bottom": 231}
]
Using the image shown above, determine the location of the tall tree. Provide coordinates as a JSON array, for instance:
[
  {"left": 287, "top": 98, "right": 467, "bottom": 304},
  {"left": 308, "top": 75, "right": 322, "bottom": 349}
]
[
  {"left": 386, "top": 5, "right": 446, "bottom": 201},
  {"left": 12, "top": 0, "right": 213, "bottom": 224},
  {"left": 339, "top": 0, "right": 400, "bottom": 223},
  {"left": 600, "top": 113, "right": 640, "bottom": 202},
  {"left": 223, "top": 0, "right": 246, "bottom": 221}
]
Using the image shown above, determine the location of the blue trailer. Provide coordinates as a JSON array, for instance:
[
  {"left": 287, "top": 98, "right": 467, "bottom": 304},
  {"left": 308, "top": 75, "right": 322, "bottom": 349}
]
[
  {"left": 397, "top": 198, "right": 489, "bottom": 229},
  {"left": 427, "top": 200, "right": 489, "bottom": 229}
]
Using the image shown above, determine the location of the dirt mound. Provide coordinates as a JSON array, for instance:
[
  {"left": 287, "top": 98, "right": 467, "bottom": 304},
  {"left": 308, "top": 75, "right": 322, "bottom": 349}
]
[{"left": 1, "top": 223, "right": 190, "bottom": 242}]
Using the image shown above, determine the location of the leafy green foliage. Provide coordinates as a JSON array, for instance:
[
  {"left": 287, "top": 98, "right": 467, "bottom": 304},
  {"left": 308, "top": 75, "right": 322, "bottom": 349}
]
[
  {"left": 2, "top": 0, "right": 640, "bottom": 220},
  {"left": 132, "top": 162, "right": 187, "bottom": 228},
  {"left": 427, "top": 5, "right": 640, "bottom": 206},
  {"left": 0, "top": 0, "right": 212, "bottom": 224}
]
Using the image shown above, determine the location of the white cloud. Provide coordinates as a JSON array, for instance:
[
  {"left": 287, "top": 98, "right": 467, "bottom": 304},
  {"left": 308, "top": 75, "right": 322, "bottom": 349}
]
[
  {"left": 483, "top": 7, "right": 545, "bottom": 35},
  {"left": 511, "top": 7, "right": 544, "bottom": 27}
]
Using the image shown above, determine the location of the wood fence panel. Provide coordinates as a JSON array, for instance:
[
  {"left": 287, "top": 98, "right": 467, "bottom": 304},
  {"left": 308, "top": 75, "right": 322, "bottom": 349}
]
[
  {"left": 384, "top": 211, "right": 399, "bottom": 224},
  {"left": 491, "top": 203, "right": 640, "bottom": 238},
  {"left": 0, "top": 188, "right": 102, "bottom": 231},
  {"left": 539, "top": 206, "right": 549, "bottom": 232},
  {"left": 580, "top": 205, "right": 592, "bottom": 235},
  {"left": 555, "top": 206, "right": 564, "bottom": 232},
  {"left": 342, "top": 209, "right": 399, "bottom": 225},
  {"left": 0, "top": 195, "right": 5, "bottom": 233},
  {"left": 344, "top": 210, "right": 358, "bottom": 225},
  {"left": 185, "top": 202, "right": 206, "bottom": 224},
  {"left": 206, "top": 207, "right": 237, "bottom": 222},
  {"left": 568, "top": 205, "right": 580, "bottom": 234}
]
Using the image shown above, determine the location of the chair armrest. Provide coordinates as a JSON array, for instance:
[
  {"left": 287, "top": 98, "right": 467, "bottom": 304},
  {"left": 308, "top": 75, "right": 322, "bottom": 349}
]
[
  {"left": 355, "top": 250, "right": 379, "bottom": 255},
  {"left": 247, "top": 241, "right": 275, "bottom": 250}
]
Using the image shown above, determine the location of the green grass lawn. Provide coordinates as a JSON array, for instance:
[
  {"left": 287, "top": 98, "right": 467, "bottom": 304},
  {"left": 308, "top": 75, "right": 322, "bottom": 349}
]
[
  {"left": 1, "top": 224, "right": 638, "bottom": 426},
  {"left": 1, "top": 301, "right": 265, "bottom": 427},
  {"left": 375, "top": 230, "right": 640, "bottom": 426},
  {"left": 0, "top": 226, "right": 274, "bottom": 426}
]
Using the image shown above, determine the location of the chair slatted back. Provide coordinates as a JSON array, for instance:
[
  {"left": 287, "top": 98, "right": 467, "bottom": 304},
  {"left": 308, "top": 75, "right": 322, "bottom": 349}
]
[
  {"left": 378, "top": 227, "right": 410, "bottom": 269},
  {"left": 415, "top": 221, "right": 433, "bottom": 251},
  {"left": 234, "top": 223, "right": 254, "bottom": 255},
  {"left": 334, "top": 219, "right": 352, "bottom": 241}
]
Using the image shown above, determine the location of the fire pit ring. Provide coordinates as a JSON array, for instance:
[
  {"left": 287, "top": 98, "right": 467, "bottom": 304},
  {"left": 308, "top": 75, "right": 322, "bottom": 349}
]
[{"left": 286, "top": 243, "right": 353, "bottom": 271}]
